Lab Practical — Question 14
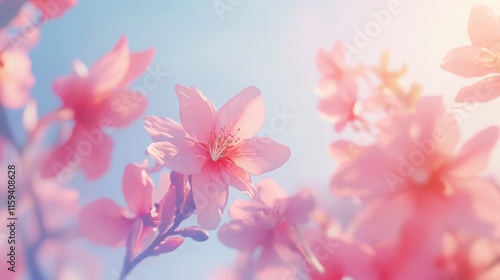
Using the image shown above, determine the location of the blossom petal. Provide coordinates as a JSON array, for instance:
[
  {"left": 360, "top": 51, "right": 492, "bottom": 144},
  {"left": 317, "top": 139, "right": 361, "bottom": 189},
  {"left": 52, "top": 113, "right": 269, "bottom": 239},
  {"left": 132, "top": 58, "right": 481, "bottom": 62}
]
[
  {"left": 0, "top": 50, "right": 34, "bottom": 109},
  {"left": 222, "top": 159, "right": 257, "bottom": 198},
  {"left": 317, "top": 93, "right": 352, "bottom": 120},
  {"left": 95, "top": 89, "right": 147, "bottom": 128},
  {"left": 175, "top": 84, "right": 217, "bottom": 144},
  {"left": 441, "top": 46, "right": 499, "bottom": 78},
  {"left": 316, "top": 49, "right": 336, "bottom": 76},
  {"left": 278, "top": 189, "right": 315, "bottom": 224},
  {"left": 229, "top": 137, "right": 291, "bottom": 175},
  {"left": 329, "top": 140, "right": 362, "bottom": 165},
  {"left": 41, "top": 125, "right": 113, "bottom": 180},
  {"left": 315, "top": 77, "right": 337, "bottom": 97},
  {"left": 305, "top": 233, "right": 377, "bottom": 280},
  {"left": 218, "top": 220, "right": 270, "bottom": 250},
  {"left": 398, "top": 96, "right": 459, "bottom": 158},
  {"left": 144, "top": 116, "right": 187, "bottom": 142},
  {"left": 52, "top": 70, "right": 89, "bottom": 107},
  {"left": 122, "top": 162, "right": 154, "bottom": 216},
  {"left": 147, "top": 137, "right": 208, "bottom": 175},
  {"left": 89, "top": 37, "right": 130, "bottom": 94},
  {"left": 191, "top": 164, "right": 229, "bottom": 229},
  {"left": 216, "top": 86, "right": 265, "bottom": 141},
  {"left": 119, "top": 48, "right": 155, "bottom": 88},
  {"left": 316, "top": 42, "right": 348, "bottom": 77},
  {"left": 255, "top": 243, "right": 298, "bottom": 280},
  {"left": 449, "top": 126, "right": 499, "bottom": 178},
  {"left": 434, "top": 179, "right": 500, "bottom": 237},
  {"left": 331, "top": 146, "right": 394, "bottom": 198},
  {"left": 317, "top": 80, "right": 357, "bottom": 129},
  {"left": 351, "top": 193, "right": 414, "bottom": 244},
  {"left": 453, "top": 178, "right": 500, "bottom": 237},
  {"left": 455, "top": 76, "right": 500, "bottom": 103},
  {"left": 468, "top": 4, "right": 500, "bottom": 47},
  {"left": 228, "top": 199, "right": 266, "bottom": 220},
  {"left": 256, "top": 178, "right": 288, "bottom": 208},
  {"left": 154, "top": 172, "right": 171, "bottom": 203},
  {"left": 78, "top": 199, "right": 134, "bottom": 247}
]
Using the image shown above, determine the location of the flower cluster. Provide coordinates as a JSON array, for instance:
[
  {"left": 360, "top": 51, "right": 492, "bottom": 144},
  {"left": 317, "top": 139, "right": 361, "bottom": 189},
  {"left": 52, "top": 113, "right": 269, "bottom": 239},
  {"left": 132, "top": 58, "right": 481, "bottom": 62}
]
[{"left": 1, "top": 2, "right": 500, "bottom": 280}]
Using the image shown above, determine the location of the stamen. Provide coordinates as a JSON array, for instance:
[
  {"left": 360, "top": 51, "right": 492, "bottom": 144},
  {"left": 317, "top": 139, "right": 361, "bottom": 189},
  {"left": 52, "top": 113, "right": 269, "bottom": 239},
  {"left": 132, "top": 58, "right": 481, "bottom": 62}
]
[
  {"left": 479, "top": 46, "right": 500, "bottom": 68},
  {"left": 208, "top": 127, "right": 241, "bottom": 161}
]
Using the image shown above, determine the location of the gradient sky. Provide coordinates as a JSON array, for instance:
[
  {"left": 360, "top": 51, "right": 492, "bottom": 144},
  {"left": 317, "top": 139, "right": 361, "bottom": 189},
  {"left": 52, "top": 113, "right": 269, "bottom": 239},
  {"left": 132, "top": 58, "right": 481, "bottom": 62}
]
[{"left": 5, "top": 0, "right": 500, "bottom": 279}]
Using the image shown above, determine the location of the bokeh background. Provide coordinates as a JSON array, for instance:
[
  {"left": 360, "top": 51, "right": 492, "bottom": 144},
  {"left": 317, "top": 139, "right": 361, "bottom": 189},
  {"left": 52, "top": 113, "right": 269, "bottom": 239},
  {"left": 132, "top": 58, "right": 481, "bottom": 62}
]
[{"left": 4, "top": 0, "right": 500, "bottom": 278}]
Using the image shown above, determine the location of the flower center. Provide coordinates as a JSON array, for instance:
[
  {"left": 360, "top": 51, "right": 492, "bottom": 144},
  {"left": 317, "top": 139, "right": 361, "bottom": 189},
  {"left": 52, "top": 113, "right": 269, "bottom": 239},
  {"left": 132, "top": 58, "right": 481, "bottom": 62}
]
[
  {"left": 479, "top": 44, "right": 500, "bottom": 68},
  {"left": 208, "top": 127, "right": 240, "bottom": 161}
]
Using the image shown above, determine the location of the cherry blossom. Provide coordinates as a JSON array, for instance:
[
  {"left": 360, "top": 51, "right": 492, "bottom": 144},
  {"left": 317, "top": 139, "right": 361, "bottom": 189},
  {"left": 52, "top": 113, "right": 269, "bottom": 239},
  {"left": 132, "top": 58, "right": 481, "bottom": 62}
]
[
  {"left": 79, "top": 161, "right": 161, "bottom": 247},
  {"left": 315, "top": 42, "right": 366, "bottom": 132},
  {"left": 41, "top": 37, "right": 154, "bottom": 180},
  {"left": 0, "top": 5, "right": 39, "bottom": 109},
  {"left": 218, "top": 178, "right": 323, "bottom": 278},
  {"left": 146, "top": 85, "right": 291, "bottom": 229},
  {"left": 442, "top": 4, "right": 500, "bottom": 102}
]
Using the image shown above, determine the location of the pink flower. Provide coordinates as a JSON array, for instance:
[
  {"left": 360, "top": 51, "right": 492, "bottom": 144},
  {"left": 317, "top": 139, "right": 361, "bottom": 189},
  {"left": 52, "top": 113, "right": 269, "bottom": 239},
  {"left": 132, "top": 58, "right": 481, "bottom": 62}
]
[
  {"left": 331, "top": 96, "right": 500, "bottom": 278},
  {"left": 218, "top": 179, "right": 323, "bottom": 276},
  {"left": 146, "top": 85, "right": 291, "bottom": 229},
  {"left": 0, "top": 50, "right": 34, "bottom": 109},
  {"left": 316, "top": 42, "right": 364, "bottom": 132},
  {"left": 30, "top": 0, "right": 77, "bottom": 20},
  {"left": 0, "top": 15, "right": 36, "bottom": 110},
  {"left": 441, "top": 4, "right": 500, "bottom": 102},
  {"left": 79, "top": 161, "right": 168, "bottom": 247},
  {"left": 41, "top": 37, "right": 154, "bottom": 180}
]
